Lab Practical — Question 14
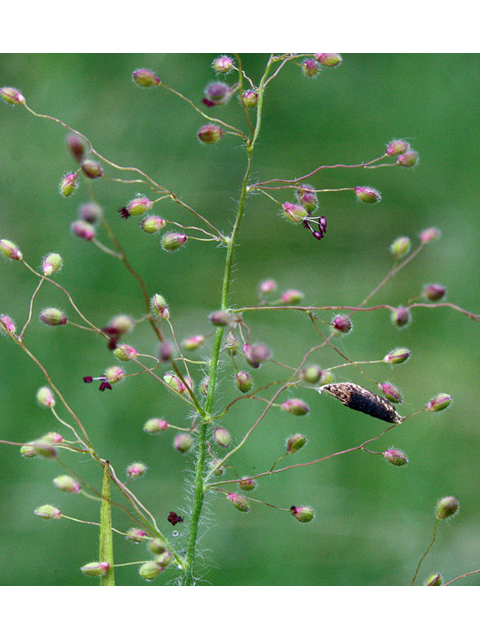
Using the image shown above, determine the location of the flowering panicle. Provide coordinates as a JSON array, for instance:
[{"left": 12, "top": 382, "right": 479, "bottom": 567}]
[{"left": 2, "top": 53, "right": 469, "bottom": 589}]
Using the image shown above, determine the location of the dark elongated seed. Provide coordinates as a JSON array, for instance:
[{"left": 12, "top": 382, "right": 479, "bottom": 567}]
[{"left": 319, "top": 383, "right": 403, "bottom": 424}]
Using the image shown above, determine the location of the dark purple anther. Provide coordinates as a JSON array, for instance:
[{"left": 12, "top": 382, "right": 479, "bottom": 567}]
[
  {"left": 102, "top": 326, "right": 121, "bottom": 350},
  {"left": 167, "top": 511, "right": 184, "bottom": 526}
]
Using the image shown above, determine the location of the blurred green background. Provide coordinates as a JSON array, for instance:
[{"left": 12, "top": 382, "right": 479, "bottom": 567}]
[{"left": 1, "top": 53, "right": 479, "bottom": 586}]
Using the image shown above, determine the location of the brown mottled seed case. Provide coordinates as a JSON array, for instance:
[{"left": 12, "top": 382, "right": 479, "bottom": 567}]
[{"left": 319, "top": 383, "right": 403, "bottom": 424}]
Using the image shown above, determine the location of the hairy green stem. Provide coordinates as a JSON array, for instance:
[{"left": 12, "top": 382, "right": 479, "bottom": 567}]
[{"left": 180, "top": 55, "right": 275, "bottom": 586}]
